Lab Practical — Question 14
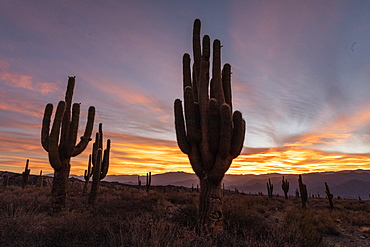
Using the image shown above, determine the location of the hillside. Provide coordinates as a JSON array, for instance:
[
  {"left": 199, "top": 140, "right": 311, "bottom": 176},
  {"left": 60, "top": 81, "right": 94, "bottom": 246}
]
[
  {"left": 70, "top": 170, "right": 370, "bottom": 200},
  {"left": 0, "top": 174, "right": 369, "bottom": 246}
]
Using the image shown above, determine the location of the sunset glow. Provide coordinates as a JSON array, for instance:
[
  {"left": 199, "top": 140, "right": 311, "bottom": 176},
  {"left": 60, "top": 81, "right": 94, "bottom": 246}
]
[{"left": 1, "top": 1, "right": 370, "bottom": 176}]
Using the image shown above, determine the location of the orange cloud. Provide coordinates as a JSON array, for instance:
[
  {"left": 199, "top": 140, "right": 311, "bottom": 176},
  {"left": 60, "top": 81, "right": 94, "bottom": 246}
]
[
  {"left": 233, "top": 147, "right": 370, "bottom": 175},
  {"left": 0, "top": 71, "right": 58, "bottom": 94}
]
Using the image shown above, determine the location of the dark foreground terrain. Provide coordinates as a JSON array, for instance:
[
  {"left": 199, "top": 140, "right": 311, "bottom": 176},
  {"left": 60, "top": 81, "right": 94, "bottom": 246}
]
[{"left": 0, "top": 176, "right": 369, "bottom": 247}]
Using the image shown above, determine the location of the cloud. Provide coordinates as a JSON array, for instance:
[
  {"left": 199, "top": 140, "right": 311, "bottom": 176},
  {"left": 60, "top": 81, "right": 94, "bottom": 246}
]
[
  {"left": 0, "top": 60, "right": 9, "bottom": 69},
  {"left": 0, "top": 71, "right": 58, "bottom": 94},
  {"left": 1, "top": 72, "right": 33, "bottom": 90},
  {"left": 233, "top": 147, "right": 370, "bottom": 175}
]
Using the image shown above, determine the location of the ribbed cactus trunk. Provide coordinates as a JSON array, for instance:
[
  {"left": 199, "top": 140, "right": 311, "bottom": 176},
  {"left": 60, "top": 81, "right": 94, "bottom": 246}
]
[
  {"left": 52, "top": 161, "right": 70, "bottom": 206},
  {"left": 41, "top": 77, "right": 95, "bottom": 210},
  {"left": 174, "top": 19, "right": 245, "bottom": 234}
]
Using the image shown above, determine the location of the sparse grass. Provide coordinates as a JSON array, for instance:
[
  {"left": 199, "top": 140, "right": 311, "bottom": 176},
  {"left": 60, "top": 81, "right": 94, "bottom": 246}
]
[{"left": 0, "top": 183, "right": 369, "bottom": 246}]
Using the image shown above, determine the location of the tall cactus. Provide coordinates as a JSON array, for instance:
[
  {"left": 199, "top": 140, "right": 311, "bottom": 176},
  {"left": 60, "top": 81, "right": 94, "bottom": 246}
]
[
  {"left": 88, "top": 123, "right": 111, "bottom": 205},
  {"left": 22, "top": 159, "right": 31, "bottom": 189},
  {"left": 41, "top": 76, "right": 95, "bottom": 209},
  {"left": 298, "top": 175, "right": 308, "bottom": 209},
  {"left": 174, "top": 19, "right": 246, "bottom": 233},
  {"left": 282, "top": 176, "right": 289, "bottom": 199},
  {"left": 267, "top": 178, "right": 273, "bottom": 198}
]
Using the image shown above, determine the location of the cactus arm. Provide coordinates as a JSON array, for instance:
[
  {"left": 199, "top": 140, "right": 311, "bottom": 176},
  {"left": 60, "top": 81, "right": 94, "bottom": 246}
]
[
  {"left": 183, "top": 54, "right": 192, "bottom": 89},
  {"left": 222, "top": 64, "right": 232, "bottom": 111},
  {"left": 41, "top": 104, "right": 53, "bottom": 152},
  {"left": 73, "top": 106, "right": 95, "bottom": 156},
  {"left": 84, "top": 154, "right": 92, "bottom": 181},
  {"left": 207, "top": 99, "right": 220, "bottom": 154},
  {"left": 174, "top": 99, "right": 191, "bottom": 154},
  {"left": 218, "top": 104, "right": 232, "bottom": 159},
  {"left": 184, "top": 86, "right": 201, "bottom": 142},
  {"left": 100, "top": 139, "right": 111, "bottom": 179},
  {"left": 211, "top": 39, "right": 225, "bottom": 104},
  {"left": 230, "top": 111, "right": 245, "bottom": 158},
  {"left": 60, "top": 77, "right": 75, "bottom": 152},
  {"left": 193, "top": 19, "right": 201, "bottom": 83},
  {"left": 66, "top": 103, "right": 80, "bottom": 157},
  {"left": 48, "top": 101, "right": 66, "bottom": 171}
]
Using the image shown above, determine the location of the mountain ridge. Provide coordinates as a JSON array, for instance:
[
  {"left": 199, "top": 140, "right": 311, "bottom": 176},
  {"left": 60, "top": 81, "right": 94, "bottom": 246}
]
[{"left": 71, "top": 169, "right": 370, "bottom": 200}]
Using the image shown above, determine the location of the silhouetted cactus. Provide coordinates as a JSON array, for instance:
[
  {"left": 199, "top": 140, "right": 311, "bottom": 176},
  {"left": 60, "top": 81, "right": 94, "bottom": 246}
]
[
  {"left": 37, "top": 170, "right": 43, "bottom": 187},
  {"left": 138, "top": 176, "right": 141, "bottom": 187},
  {"left": 174, "top": 19, "right": 246, "bottom": 233},
  {"left": 298, "top": 175, "right": 308, "bottom": 209},
  {"left": 146, "top": 172, "right": 151, "bottom": 193},
  {"left": 41, "top": 76, "right": 95, "bottom": 209},
  {"left": 22, "top": 159, "right": 31, "bottom": 189},
  {"left": 282, "top": 176, "right": 289, "bottom": 199},
  {"left": 82, "top": 154, "right": 93, "bottom": 195},
  {"left": 88, "top": 123, "right": 111, "bottom": 205},
  {"left": 325, "top": 182, "right": 334, "bottom": 209},
  {"left": 267, "top": 178, "right": 273, "bottom": 198}
]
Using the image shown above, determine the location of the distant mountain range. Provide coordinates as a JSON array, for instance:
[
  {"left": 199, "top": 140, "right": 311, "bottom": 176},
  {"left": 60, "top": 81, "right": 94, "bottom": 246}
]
[{"left": 72, "top": 169, "right": 370, "bottom": 200}]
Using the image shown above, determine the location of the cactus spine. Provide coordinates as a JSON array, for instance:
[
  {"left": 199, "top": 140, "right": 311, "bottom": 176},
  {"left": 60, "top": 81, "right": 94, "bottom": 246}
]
[
  {"left": 267, "top": 178, "right": 273, "bottom": 198},
  {"left": 88, "top": 123, "right": 111, "bottom": 205},
  {"left": 298, "top": 175, "right": 308, "bottom": 209},
  {"left": 325, "top": 182, "right": 334, "bottom": 209},
  {"left": 146, "top": 172, "right": 151, "bottom": 193},
  {"left": 174, "top": 19, "right": 246, "bottom": 233},
  {"left": 83, "top": 154, "right": 93, "bottom": 195},
  {"left": 41, "top": 76, "right": 95, "bottom": 209},
  {"left": 282, "top": 176, "right": 289, "bottom": 199},
  {"left": 22, "top": 159, "right": 31, "bottom": 189}
]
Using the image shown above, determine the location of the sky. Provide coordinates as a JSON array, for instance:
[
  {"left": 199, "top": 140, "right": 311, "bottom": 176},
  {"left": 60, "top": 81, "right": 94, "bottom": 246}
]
[{"left": 1, "top": 0, "right": 370, "bottom": 176}]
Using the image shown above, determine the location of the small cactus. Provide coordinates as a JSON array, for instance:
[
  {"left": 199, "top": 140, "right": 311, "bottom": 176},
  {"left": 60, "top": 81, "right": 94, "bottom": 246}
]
[
  {"left": 22, "top": 159, "right": 31, "bottom": 189},
  {"left": 88, "top": 123, "right": 111, "bottom": 205},
  {"left": 267, "top": 178, "right": 273, "bottom": 198},
  {"left": 281, "top": 176, "right": 289, "bottom": 199},
  {"left": 146, "top": 172, "right": 151, "bottom": 193},
  {"left": 82, "top": 154, "right": 93, "bottom": 195},
  {"left": 138, "top": 176, "right": 141, "bottom": 187},
  {"left": 37, "top": 170, "right": 43, "bottom": 187},
  {"left": 325, "top": 182, "right": 334, "bottom": 209},
  {"left": 298, "top": 175, "right": 308, "bottom": 209}
]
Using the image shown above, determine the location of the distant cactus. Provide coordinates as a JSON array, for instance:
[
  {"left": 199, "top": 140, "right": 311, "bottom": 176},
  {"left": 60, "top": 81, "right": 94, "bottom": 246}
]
[
  {"left": 281, "top": 176, "right": 289, "bottom": 199},
  {"left": 267, "top": 178, "right": 273, "bottom": 198},
  {"left": 37, "top": 170, "right": 43, "bottom": 187},
  {"left": 146, "top": 172, "right": 151, "bottom": 193},
  {"left": 22, "top": 159, "right": 31, "bottom": 189},
  {"left": 138, "top": 176, "right": 141, "bottom": 187},
  {"left": 88, "top": 123, "right": 111, "bottom": 205},
  {"left": 325, "top": 182, "right": 334, "bottom": 209},
  {"left": 82, "top": 154, "right": 93, "bottom": 195},
  {"left": 295, "top": 188, "right": 300, "bottom": 198},
  {"left": 298, "top": 175, "right": 308, "bottom": 209},
  {"left": 174, "top": 19, "right": 246, "bottom": 233},
  {"left": 41, "top": 76, "right": 95, "bottom": 209}
]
